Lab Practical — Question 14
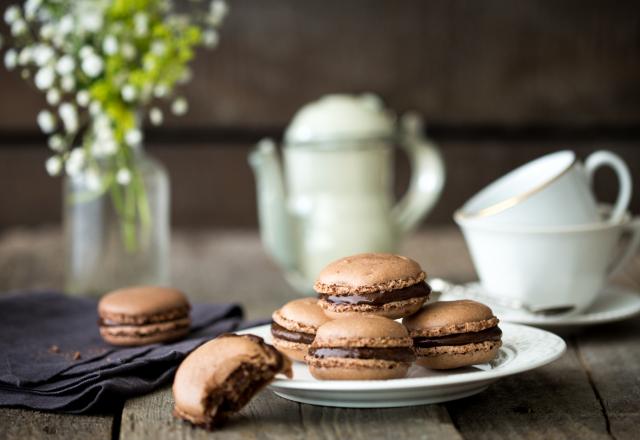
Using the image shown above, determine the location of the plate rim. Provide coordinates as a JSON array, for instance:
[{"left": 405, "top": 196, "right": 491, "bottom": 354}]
[
  {"left": 238, "top": 321, "right": 566, "bottom": 391},
  {"left": 448, "top": 283, "right": 640, "bottom": 326}
]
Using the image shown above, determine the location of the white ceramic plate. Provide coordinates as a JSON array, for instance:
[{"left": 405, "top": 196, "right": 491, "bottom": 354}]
[
  {"left": 440, "top": 283, "right": 640, "bottom": 327},
  {"left": 238, "top": 322, "right": 566, "bottom": 408}
]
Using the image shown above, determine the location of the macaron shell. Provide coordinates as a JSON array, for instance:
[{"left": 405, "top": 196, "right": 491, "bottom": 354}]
[
  {"left": 272, "top": 298, "right": 331, "bottom": 333},
  {"left": 415, "top": 340, "right": 502, "bottom": 369},
  {"left": 314, "top": 253, "right": 426, "bottom": 294},
  {"left": 99, "top": 286, "right": 190, "bottom": 324},
  {"left": 313, "top": 315, "right": 410, "bottom": 346},
  {"left": 318, "top": 296, "right": 426, "bottom": 320},
  {"left": 403, "top": 300, "right": 496, "bottom": 336},
  {"left": 99, "top": 317, "right": 191, "bottom": 346},
  {"left": 271, "top": 338, "right": 309, "bottom": 363},
  {"left": 307, "top": 357, "right": 410, "bottom": 380}
]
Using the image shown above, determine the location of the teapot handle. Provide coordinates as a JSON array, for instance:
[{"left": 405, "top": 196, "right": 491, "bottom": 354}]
[{"left": 392, "top": 112, "right": 446, "bottom": 235}]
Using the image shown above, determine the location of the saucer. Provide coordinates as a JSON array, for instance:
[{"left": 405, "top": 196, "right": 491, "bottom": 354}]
[
  {"left": 439, "top": 283, "right": 640, "bottom": 327},
  {"left": 238, "top": 322, "right": 565, "bottom": 408}
]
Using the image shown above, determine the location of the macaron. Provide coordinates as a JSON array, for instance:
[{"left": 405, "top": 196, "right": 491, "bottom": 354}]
[
  {"left": 98, "top": 286, "right": 191, "bottom": 346},
  {"left": 314, "top": 253, "right": 431, "bottom": 319},
  {"left": 306, "top": 315, "right": 415, "bottom": 380},
  {"left": 271, "top": 298, "right": 332, "bottom": 362},
  {"left": 403, "top": 300, "right": 502, "bottom": 369},
  {"left": 173, "top": 334, "right": 292, "bottom": 429}
]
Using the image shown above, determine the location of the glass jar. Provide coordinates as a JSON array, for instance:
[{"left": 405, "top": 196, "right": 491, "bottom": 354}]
[{"left": 63, "top": 148, "right": 170, "bottom": 296}]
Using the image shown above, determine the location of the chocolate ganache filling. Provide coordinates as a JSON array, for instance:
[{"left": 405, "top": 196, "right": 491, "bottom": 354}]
[
  {"left": 319, "top": 282, "right": 431, "bottom": 306},
  {"left": 308, "top": 347, "right": 415, "bottom": 363},
  {"left": 270, "top": 322, "right": 315, "bottom": 344},
  {"left": 413, "top": 326, "right": 502, "bottom": 348}
]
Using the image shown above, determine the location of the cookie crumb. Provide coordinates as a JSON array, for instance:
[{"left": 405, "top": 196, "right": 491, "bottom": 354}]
[
  {"left": 72, "top": 351, "right": 82, "bottom": 360},
  {"left": 49, "top": 345, "right": 60, "bottom": 353}
]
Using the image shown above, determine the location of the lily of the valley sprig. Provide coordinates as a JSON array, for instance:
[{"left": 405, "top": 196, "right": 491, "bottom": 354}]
[{"left": 2, "top": 0, "right": 228, "bottom": 250}]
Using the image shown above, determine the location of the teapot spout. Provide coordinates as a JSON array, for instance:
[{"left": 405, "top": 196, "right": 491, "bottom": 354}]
[{"left": 248, "top": 139, "right": 296, "bottom": 271}]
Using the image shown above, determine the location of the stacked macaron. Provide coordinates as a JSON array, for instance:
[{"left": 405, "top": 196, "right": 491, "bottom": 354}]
[
  {"left": 314, "top": 253, "right": 432, "bottom": 320},
  {"left": 403, "top": 300, "right": 502, "bottom": 369},
  {"left": 271, "top": 298, "right": 331, "bottom": 362}
]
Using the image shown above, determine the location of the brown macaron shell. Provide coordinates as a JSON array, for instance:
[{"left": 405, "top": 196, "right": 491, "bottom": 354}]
[
  {"left": 314, "top": 253, "right": 430, "bottom": 319},
  {"left": 173, "top": 334, "right": 292, "bottom": 429},
  {"left": 403, "top": 300, "right": 502, "bottom": 370},
  {"left": 271, "top": 298, "right": 331, "bottom": 362},
  {"left": 98, "top": 286, "right": 191, "bottom": 346},
  {"left": 306, "top": 316, "right": 414, "bottom": 380}
]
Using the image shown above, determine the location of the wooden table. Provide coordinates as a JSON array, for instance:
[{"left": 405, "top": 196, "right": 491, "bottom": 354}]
[{"left": 1, "top": 227, "right": 638, "bottom": 440}]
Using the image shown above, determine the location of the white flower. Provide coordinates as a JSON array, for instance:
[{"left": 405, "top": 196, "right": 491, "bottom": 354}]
[
  {"left": 102, "top": 35, "right": 118, "bottom": 55},
  {"left": 203, "top": 30, "right": 219, "bottom": 48},
  {"left": 24, "top": 0, "right": 42, "bottom": 20},
  {"left": 116, "top": 168, "right": 131, "bottom": 185},
  {"left": 171, "top": 97, "right": 188, "bottom": 116},
  {"left": 57, "top": 15, "right": 74, "bottom": 35},
  {"left": 56, "top": 55, "right": 75, "bottom": 75},
  {"left": 79, "top": 46, "right": 93, "bottom": 59},
  {"left": 178, "top": 67, "right": 192, "bottom": 84},
  {"left": 20, "top": 69, "right": 30, "bottom": 79},
  {"left": 65, "top": 148, "right": 85, "bottom": 176},
  {"left": 121, "top": 84, "right": 137, "bottom": 102},
  {"left": 11, "top": 19, "right": 27, "bottom": 37},
  {"left": 39, "top": 23, "right": 54, "bottom": 40},
  {"left": 45, "top": 156, "right": 62, "bottom": 176},
  {"left": 125, "top": 129, "right": 143, "bottom": 146},
  {"left": 209, "top": 0, "right": 229, "bottom": 25},
  {"left": 134, "top": 12, "right": 148, "bottom": 36},
  {"left": 4, "top": 49, "right": 17, "bottom": 70},
  {"left": 59, "top": 102, "right": 78, "bottom": 133},
  {"left": 46, "top": 88, "right": 61, "bottom": 105},
  {"left": 18, "top": 47, "right": 32, "bottom": 65},
  {"left": 76, "top": 90, "right": 90, "bottom": 107},
  {"left": 92, "top": 139, "right": 117, "bottom": 157},
  {"left": 48, "top": 134, "right": 65, "bottom": 152},
  {"left": 89, "top": 101, "right": 101, "bottom": 116},
  {"left": 149, "top": 107, "right": 163, "bottom": 126},
  {"left": 153, "top": 84, "right": 168, "bottom": 98},
  {"left": 84, "top": 168, "right": 101, "bottom": 191},
  {"left": 81, "top": 53, "right": 104, "bottom": 77},
  {"left": 79, "top": 11, "right": 102, "bottom": 33},
  {"left": 60, "top": 75, "right": 75, "bottom": 92},
  {"left": 121, "top": 43, "right": 136, "bottom": 60},
  {"left": 37, "top": 110, "right": 56, "bottom": 133},
  {"left": 3, "top": 5, "right": 20, "bottom": 25},
  {"left": 34, "top": 66, "right": 55, "bottom": 90},
  {"left": 33, "top": 44, "right": 54, "bottom": 66}
]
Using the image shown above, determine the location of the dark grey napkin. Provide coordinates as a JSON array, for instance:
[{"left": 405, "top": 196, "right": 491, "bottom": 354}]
[{"left": 0, "top": 291, "right": 257, "bottom": 414}]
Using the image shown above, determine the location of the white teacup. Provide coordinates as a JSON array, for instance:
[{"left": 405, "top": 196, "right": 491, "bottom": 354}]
[
  {"left": 457, "top": 150, "right": 632, "bottom": 226},
  {"left": 455, "top": 212, "right": 640, "bottom": 313}
]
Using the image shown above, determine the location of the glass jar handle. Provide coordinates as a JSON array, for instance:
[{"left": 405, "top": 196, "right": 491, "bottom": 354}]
[{"left": 392, "top": 113, "right": 446, "bottom": 235}]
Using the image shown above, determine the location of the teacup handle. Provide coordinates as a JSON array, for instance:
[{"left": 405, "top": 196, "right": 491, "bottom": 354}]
[
  {"left": 585, "top": 151, "right": 632, "bottom": 224},
  {"left": 607, "top": 217, "right": 640, "bottom": 276},
  {"left": 392, "top": 112, "right": 446, "bottom": 234}
]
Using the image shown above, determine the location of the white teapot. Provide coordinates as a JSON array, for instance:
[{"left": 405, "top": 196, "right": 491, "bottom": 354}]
[{"left": 249, "top": 94, "right": 445, "bottom": 292}]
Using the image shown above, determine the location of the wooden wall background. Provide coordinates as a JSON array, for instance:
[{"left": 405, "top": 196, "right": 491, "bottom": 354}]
[{"left": 1, "top": 0, "right": 639, "bottom": 228}]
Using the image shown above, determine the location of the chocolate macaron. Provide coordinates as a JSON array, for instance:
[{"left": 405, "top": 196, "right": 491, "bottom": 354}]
[
  {"left": 314, "top": 253, "right": 431, "bottom": 319},
  {"left": 173, "top": 334, "right": 292, "bottom": 429},
  {"left": 98, "top": 286, "right": 191, "bottom": 346},
  {"left": 271, "top": 298, "right": 332, "bottom": 362},
  {"left": 306, "top": 315, "right": 415, "bottom": 380},
  {"left": 403, "top": 300, "right": 502, "bottom": 369}
]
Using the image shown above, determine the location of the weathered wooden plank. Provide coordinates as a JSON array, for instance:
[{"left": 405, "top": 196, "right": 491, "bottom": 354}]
[
  {"left": 0, "top": 408, "right": 113, "bottom": 440},
  {"left": 445, "top": 345, "right": 611, "bottom": 440},
  {"left": 121, "top": 386, "right": 308, "bottom": 440},
  {"left": 1, "top": 0, "right": 640, "bottom": 128},
  {"left": 298, "top": 404, "right": 462, "bottom": 440}
]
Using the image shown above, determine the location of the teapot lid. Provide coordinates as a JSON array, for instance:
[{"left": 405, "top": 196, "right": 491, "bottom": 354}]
[{"left": 284, "top": 94, "right": 395, "bottom": 145}]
